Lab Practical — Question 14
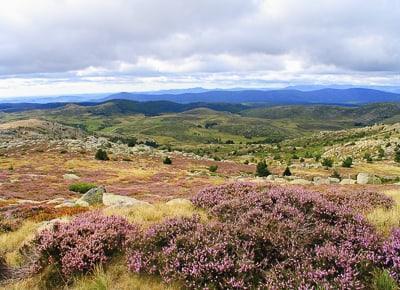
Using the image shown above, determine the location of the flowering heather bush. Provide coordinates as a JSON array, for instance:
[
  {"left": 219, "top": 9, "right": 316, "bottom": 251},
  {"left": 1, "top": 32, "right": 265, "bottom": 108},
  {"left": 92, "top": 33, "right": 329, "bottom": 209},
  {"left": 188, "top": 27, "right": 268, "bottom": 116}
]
[
  {"left": 323, "top": 188, "right": 394, "bottom": 212},
  {"left": 34, "top": 212, "right": 136, "bottom": 277},
  {"left": 380, "top": 229, "right": 400, "bottom": 282},
  {"left": 127, "top": 216, "right": 265, "bottom": 288},
  {"left": 125, "top": 183, "right": 399, "bottom": 289}
]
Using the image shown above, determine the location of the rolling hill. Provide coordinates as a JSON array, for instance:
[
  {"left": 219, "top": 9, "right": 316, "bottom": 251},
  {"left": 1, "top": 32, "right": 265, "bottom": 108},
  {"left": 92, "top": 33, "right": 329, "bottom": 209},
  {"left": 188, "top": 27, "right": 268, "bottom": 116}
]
[{"left": 101, "top": 88, "right": 400, "bottom": 104}]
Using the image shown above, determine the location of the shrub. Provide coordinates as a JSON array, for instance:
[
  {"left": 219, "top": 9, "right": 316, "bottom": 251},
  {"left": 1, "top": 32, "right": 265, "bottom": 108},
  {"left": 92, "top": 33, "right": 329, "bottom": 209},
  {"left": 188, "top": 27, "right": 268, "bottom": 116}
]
[
  {"left": 95, "top": 149, "right": 109, "bottom": 161},
  {"left": 342, "top": 156, "right": 353, "bottom": 168},
  {"left": 331, "top": 169, "right": 341, "bottom": 180},
  {"left": 0, "top": 255, "right": 10, "bottom": 282},
  {"left": 33, "top": 212, "right": 136, "bottom": 277},
  {"left": 380, "top": 229, "right": 400, "bottom": 282},
  {"left": 208, "top": 165, "right": 218, "bottom": 173},
  {"left": 126, "top": 183, "right": 392, "bottom": 289},
  {"left": 68, "top": 182, "right": 97, "bottom": 194},
  {"left": 273, "top": 154, "right": 281, "bottom": 160},
  {"left": 282, "top": 166, "right": 291, "bottom": 176},
  {"left": 364, "top": 152, "right": 373, "bottom": 163},
  {"left": 321, "top": 157, "right": 333, "bottom": 167},
  {"left": 395, "top": 150, "right": 400, "bottom": 163},
  {"left": 163, "top": 157, "right": 172, "bottom": 165},
  {"left": 378, "top": 148, "right": 385, "bottom": 159},
  {"left": 371, "top": 270, "right": 398, "bottom": 290},
  {"left": 255, "top": 160, "right": 270, "bottom": 177}
]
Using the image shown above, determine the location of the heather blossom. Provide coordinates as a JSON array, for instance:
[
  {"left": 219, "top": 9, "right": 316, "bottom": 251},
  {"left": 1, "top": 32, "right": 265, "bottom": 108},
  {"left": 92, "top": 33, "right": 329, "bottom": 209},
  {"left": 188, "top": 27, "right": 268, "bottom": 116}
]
[{"left": 34, "top": 212, "right": 136, "bottom": 277}]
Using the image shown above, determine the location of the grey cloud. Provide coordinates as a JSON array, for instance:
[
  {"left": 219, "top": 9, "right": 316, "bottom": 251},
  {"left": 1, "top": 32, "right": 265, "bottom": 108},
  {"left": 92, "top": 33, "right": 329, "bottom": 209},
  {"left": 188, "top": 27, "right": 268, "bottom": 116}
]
[{"left": 0, "top": 0, "right": 399, "bottom": 79}]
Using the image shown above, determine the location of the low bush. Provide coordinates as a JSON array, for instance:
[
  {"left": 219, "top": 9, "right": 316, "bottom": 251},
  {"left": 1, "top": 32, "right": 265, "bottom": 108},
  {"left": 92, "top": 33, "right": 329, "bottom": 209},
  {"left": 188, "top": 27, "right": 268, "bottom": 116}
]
[
  {"left": 208, "top": 165, "right": 218, "bottom": 172},
  {"left": 282, "top": 166, "right": 291, "bottom": 176},
  {"left": 95, "top": 149, "right": 109, "bottom": 161},
  {"left": 162, "top": 157, "right": 172, "bottom": 165},
  {"left": 125, "top": 183, "right": 399, "bottom": 289},
  {"left": 68, "top": 182, "right": 97, "bottom": 194},
  {"left": 33, "top": 212, "right": 137, "bottom": 277},
  {"left": 321, "top": 157, "right": 333, "bottom": 167},
  {"left": 342, "top": 156, "right": 353, "bottom": 167},
  {"left": 380, "top": 229, "right": 400, "bottom": 282},
  {"left": 255, "top": 160, "right": 270, "bottom": 177}
]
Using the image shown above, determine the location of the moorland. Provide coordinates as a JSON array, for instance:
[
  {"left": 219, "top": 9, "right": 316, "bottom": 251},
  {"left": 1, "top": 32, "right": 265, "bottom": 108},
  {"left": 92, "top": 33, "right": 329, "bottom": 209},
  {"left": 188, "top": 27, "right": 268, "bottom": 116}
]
[{"left": 1, "top": 89, "right": 400, "bottom": 289}]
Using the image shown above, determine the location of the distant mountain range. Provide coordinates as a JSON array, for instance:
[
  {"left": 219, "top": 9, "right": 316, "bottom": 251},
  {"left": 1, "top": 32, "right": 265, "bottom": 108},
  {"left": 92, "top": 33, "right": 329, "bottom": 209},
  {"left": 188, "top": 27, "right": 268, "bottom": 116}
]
[
  {"left": 1, "top": 87, "right": 400, "bottom": 105},
  {"left": 101, "top": 88, "right": 400, "bottom": 105}
]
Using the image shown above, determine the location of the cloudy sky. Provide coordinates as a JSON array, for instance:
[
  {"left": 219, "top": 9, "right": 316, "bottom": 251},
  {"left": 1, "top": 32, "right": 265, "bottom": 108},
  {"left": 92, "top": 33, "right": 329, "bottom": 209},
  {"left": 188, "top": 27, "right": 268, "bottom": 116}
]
[{"left": 0, "top": 0, "right": 399, "bottom": 98}]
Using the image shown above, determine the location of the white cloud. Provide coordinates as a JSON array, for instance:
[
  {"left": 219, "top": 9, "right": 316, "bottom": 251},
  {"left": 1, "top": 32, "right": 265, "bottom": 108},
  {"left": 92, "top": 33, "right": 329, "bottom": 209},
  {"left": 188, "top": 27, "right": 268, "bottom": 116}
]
[{"left": 0, "top": 0, "right": 399, "bottom": 98}]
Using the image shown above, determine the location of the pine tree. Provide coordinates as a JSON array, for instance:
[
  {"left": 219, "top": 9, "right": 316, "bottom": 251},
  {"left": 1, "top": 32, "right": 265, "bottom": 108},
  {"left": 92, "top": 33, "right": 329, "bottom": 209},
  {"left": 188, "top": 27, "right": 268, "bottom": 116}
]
[
  {"left": 282, "top": 166, "right": 291, "bottom": 176},
  {"left": 256, "top": 160, "right": 270, "bottom": 177}
]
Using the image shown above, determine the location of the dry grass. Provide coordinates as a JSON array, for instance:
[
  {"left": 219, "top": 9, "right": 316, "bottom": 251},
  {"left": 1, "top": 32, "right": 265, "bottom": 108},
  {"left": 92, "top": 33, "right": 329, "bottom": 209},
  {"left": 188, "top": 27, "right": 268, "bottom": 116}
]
[
  {"left": 0, "top": 221, "right": 39, "bottom": 264},
  {"left": 103, "top": 202, "right": 207, "bottom": 227},
  {"left": 367, "top": 189, "right": 400, "bottom": 235},
  {"left": 72, "top": 259, "right": 179, "bottom": 290}
]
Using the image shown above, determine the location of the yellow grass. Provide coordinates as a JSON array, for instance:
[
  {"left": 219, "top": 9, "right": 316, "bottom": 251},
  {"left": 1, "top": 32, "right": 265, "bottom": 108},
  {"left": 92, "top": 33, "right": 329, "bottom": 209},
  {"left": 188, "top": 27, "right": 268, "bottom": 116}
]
[
  {"left": 103, "top": 202, "right": 207, "bottom": 227},
  {"left": 72, "top": 259, "right": 179, "bottom": 290},
  {"left": 0, "top": 221, "right": 40, "bottom": 266},
  {"left": 355, "top": 162, "right": 400, "bottom": 177},
  {"left": 367, "top": 189, "right": 400, "bottom": 235}
]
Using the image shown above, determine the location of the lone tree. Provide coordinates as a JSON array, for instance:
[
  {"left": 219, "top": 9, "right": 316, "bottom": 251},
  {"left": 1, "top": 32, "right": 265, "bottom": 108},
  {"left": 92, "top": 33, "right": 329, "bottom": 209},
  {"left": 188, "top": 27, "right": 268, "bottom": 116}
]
[
  {"left": 395, "top": 150, "right": 400, "bottom": 163},
  {"left": 341, "top": 157, "right": 353, "bottom": 168},
  {"left": 95, "top": 149, "right": 109, "bottom": 161},
  {"left": 321, "top": 158, "right": 333, "bottom": 168},
  {"left": 282, "top": 166, "right": 292, "bottom": 176},
  {"left": 209, "top": 165, "right": 218, "bottom": 172},
  {"left": 163, "top": 156, "right": 172, "bottom": 165},
  {"left": 256, "top": 160, "right": 270, "bottom": 177}
]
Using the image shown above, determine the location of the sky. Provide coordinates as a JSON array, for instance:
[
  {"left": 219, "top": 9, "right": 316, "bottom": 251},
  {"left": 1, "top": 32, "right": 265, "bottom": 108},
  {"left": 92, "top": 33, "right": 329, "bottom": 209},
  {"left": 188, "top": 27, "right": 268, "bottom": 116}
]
[{"left": 0, "top": 0, "right": 399, "bottom": 98}]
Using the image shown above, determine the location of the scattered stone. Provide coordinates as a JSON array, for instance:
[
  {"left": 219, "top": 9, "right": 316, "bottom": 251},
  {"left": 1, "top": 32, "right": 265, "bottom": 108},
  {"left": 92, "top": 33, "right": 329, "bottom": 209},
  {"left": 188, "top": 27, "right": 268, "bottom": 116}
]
[
  {"left": 274, "top": 178, "right": 287, "bottom": 183},
  {"left": 16, "top": 199, "right": 41, "bottom": 205},
  {"left": 75, "top": 186, "right": 105, "bottom": 206},
  {"left": 166, "top": 198, "right": 193, "bottom": 206},
  {"left": 55, "top": 201, "right": 77, "bottom": 208},
  {"left": 328, "top": 177, "right": 340, "bottom": 184},
  {"left": 356, "top": 173, "right": 382, "bottom": 185},
  {"left": 266, "top": 175, "right": 275, "bottom": 181},
  {"left": 46, "top": 198, "right": 65, "bottom": 205},
  {"left": 313, "top": 177, "right": 330, "bottom": 185},
  {"left": 340, "top": 179, "right": 357, "bottom": 185},
  {"left": 37, "top": 218, "right": 69, "bottom": 232},
  {"left": 103, "top": 193, "right": 150, "bottom": 207},
  {"left": 63, "top": 173, "right": 80, "bottom": 180},
  {"left": 290, "top": 179, "right": 312, "bottom": 185}
]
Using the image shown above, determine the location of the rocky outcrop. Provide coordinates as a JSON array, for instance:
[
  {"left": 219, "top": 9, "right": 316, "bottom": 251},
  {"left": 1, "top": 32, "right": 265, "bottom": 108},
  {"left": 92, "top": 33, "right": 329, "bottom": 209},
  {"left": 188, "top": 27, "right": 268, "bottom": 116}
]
[
  {"left": 102, "top": 193, "right": 150, "bottom": 207},
  {"left": 313, "top": 177, "right": 330, "bottom": 185},
  {"left": 290, "top": 179, "right": 312, "bottom": 185},
  {"left": 63, "top": 174, "right": 80, "bottom": 180},
  {"left": 340, "top": 178, "right": 357, "bottom": 185},
  {"left": 75, "top": 186, "right": 106, "bottom": 206},
  {"left": 356, "top": 173, "right": 382, "bottom": 184},
  {"left": 166, "top": 198, "right": 193, "bottom": 206}
]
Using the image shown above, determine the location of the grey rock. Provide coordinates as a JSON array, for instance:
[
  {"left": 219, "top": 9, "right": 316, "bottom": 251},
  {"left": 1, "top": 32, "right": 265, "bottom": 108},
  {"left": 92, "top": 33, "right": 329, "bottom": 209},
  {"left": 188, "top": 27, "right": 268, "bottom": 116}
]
[
  {"left": 103, "top": 193, "right": 150, "bottom": 207},
  {"left": 166, "top": 198, "right": 193, "bottom": 206},
  {"left": 313, "top": 177, "right": 330, "bottom": 185},
  {"left": 37, "top": 218, "right": 69, "bottom": 232},
  {"left": 63, "top": 173, "right": 80, "bottom": 180},
  {"left": 76, "top": 186, "right": 105, "bottom": 206},
  {"left": 328, "top": 177, "right": 341, "bottom": 184},
  {"left": 357, "top": 173, "right": 382, "bottom": 184},
  {"left": 290, "top": 179, "right": 312, "bottom": 185},
  {"left": 340, "top": 179, "right": 357, "bottom": 185}
]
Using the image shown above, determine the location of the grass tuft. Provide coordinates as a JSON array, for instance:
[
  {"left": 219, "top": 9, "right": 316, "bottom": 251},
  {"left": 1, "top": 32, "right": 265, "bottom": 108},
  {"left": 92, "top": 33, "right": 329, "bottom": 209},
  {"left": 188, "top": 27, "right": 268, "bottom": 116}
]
[
  {"left": 368, "top": 190, "right": 400, "bottom": 236},
  {"left": 103, "top": 202, "right": 207, "bottom": 227}
]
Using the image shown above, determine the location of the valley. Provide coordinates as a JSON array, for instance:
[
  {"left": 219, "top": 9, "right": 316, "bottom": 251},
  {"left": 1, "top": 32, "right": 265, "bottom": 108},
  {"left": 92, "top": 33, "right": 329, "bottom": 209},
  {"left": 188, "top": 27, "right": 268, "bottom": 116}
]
[{"left": 1, "top": 99, "right": 400, "bottom": 289}]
